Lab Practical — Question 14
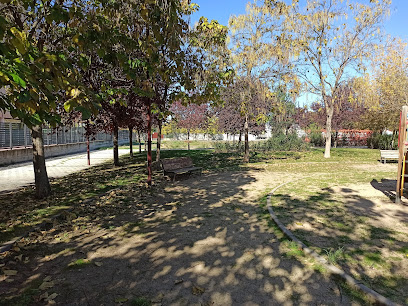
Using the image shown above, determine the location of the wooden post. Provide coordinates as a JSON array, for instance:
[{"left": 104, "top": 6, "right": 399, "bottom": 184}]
[{"left": 396, "top": 106, "right": 408, "bottom": 203}]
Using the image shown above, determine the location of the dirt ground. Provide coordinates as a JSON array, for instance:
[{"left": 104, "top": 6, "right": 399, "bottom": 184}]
[{"left": 0, "top": 171, "right": 357, "bottom": 306}]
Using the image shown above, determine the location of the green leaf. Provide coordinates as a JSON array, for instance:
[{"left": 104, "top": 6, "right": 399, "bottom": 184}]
[{"left": 10, "top": 73, "right": 26, "bottom": 88}]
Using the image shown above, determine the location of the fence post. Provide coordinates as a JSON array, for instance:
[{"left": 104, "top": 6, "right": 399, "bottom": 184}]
[{"left": 9, "top": 122, "right": 12, "bottom": 149}]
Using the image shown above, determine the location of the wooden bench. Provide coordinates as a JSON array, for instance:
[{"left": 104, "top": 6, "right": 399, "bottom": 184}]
[
  {"left": 380, "top": 150, "right": 399, "bottom": 164},
  {"left": 161, "top": 157, "right": 202, "bottom": 181}
]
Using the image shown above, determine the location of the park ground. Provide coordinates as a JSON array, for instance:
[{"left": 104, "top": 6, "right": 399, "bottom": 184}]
[{"left": 0, "top": 144, "right": 407, "bottom": 305}]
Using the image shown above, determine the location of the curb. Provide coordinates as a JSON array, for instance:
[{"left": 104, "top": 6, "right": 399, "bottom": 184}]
[{"left": 267, "top": 180, "right": 399, "bottom": 306}]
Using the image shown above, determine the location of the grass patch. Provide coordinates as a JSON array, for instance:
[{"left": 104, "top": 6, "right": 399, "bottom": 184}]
[
  {"left": 130, "top": 297, "right": 152, "bottom": 306},
  {"left": 324, "top": 247, "right": 344, "bottom": 265},
  {"left": 67, "top": 258, "right": 92, "bottom": 269},
  {"left": 263, "top": 147, "right": 406, "bottom": 304}
]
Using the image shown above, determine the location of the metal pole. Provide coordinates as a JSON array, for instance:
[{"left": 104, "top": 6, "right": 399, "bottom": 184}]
[
  {"left": 47, "top": 126, "right": 50, "bottom": 145},
  {"left": 87, "top": 136, "right": 90, "bottom": 165},
  {"left": 24, "top": 124, "right": 27, "bottom": 148},
  {"left": 9, "top": 122, "right": 12, "bottom": 149}
]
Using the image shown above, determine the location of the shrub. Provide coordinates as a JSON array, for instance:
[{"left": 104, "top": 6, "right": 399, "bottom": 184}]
[
  {"left": 309, "top": 132, "right": 325, "bottom": 147},
  {"left": 257, "top": 132, "right": 310, "bottom": 152},
  {"left": 213, "top": 141, "right": 244, "bottom": 153},
  {"left": 367, "top": 133, "right": 398, "bottom": 150}
]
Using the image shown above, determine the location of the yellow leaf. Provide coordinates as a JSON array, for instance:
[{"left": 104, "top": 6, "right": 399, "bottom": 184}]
[{"left": 73, "top": 34, "right": 80, "bottom": 44}]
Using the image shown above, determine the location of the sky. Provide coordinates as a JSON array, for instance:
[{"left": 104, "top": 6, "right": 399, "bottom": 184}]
[
  {"left": 191, "top": 0, "right": 408, "bottom": 40},
  {"left": 190, "top": 0, "right": 408, "bottom": 107}
]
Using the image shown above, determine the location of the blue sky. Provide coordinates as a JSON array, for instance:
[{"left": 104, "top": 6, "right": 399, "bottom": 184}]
[
  {"left": 191, "top": 0, "right": 408, "bottom": 106},
  {"left": 192, "top": 0, "right": 408, "bottom": 40}
]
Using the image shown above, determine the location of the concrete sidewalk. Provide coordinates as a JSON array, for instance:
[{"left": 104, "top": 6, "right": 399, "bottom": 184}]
[{"left": 0, "top": 148, "right": 130, "bottom": 192}]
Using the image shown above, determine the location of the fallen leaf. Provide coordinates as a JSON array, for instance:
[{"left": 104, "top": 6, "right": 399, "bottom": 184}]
[
  {"left": 15, "top": 254, "right": 23, "bottom": 262},
  {"left": 114, "top": 297, "right": 128, "bottom": 303},
  {"left": 192, "top": 285, "right": 205, "bottom": 296},
  {"left": 3, "top": 270, "right": 18, "bottom": 276},
  {"left": 39, "top": 292, "right": 49, "bottom": 300},
  {"left": 174, "top": 279, "right": 183, "bottom": 285},
  {"left": 94, "top": 262, "right": 103, "bottom": 267},
  {"left": 6, "top": 279, "right": 14, "bottom": 283},
  {"left": 43, "top": 276, "right": 52, "bottom": 282},
  {"left": 39, "top": 281, "right": 54, "bottom": 290},
  {"left": 47, "top": 293, "right": 58, "bottom": 301}
]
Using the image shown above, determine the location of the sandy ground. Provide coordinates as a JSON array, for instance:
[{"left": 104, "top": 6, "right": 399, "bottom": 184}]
[{"left": 0, "top": 171, "right": 353, "bottom": 305}]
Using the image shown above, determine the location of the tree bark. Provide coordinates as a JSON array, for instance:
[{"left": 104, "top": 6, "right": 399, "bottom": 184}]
[
  {"left": 156, "top": 120, "right": 162, "bottom": 162},
  {"left": 244, "top": 115, "right": 249, "bottom": 162},
  {"left": 324, "top": 105, "right": 334, "bottom": 158},
  {"left": 147, "top": 104, "right": 152, "bottom": 186},
  {"left": 31, "top": 125, "right": 51, "bottom": 199},
  {"left": 238, "top": 131, "right": 242, "bottom": 146},
  {"left": 128, "top": 126, "right": 133, "bottom": 157},
  {"left": 187, "top": 130, "right": 190, "bottom": 150},
  {"left": 113, "top": 122, "right": 119, "bottom": 166},
  {"left": 334, "top": 130, "right": 338, "bottom": 148},
  {"left": 137, "top": 130, "right": 142, "bottom": 153}
]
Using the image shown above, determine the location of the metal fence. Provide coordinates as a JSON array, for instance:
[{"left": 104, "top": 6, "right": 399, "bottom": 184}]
[{"left": 0, "top": 122, "right": 132, "bottom": 149}]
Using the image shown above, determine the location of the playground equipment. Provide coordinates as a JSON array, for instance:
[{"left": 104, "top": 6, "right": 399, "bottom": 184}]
[{"left": 396, "top": 106, "right": 408, "bottom": 203}]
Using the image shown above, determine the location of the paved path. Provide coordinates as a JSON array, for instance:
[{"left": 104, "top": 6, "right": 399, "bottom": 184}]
[{"left": 0, "top": 148, "right": 130, "bottom": 192}]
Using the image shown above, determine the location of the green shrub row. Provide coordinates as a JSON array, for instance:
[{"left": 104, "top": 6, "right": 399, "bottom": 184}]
[
  {"left": 213, "top": 132, "right": 310, "bottom": 153},
  {"left": 367, "top": 133, "right": 398, "bottom": 150}
]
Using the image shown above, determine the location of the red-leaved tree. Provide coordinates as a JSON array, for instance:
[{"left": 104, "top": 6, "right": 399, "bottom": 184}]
[{"left": 170, "top": 101, "right": 208, "bottom": 150}]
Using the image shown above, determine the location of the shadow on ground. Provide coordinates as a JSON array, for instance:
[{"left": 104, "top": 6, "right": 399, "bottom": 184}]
[
  {"left": 271, "top": 183, "right": 408, "bottom": 305},
  {"left": 1, "top": 172, "right": 347, "bottom": 305}
]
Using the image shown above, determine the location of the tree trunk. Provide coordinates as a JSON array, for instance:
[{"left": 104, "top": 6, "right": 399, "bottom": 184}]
[
  {"left": 128, "top": 126, "right": 133, "bottom": 157},
  {"left": 113, "top": 122, "right": 119, "bottom": 166},
  {"left": 187, "top": 130, "right": 190, "bottom": 150},
  {"left": 138, "top": 130, "right": 142, "bottom": 153},
  {"left": 244, "top": 115, "right": 249, "bottom": 162},
  {"left": 334, "top": 130, "right": 338, "bottom": 148},
  {"left": 147, "top": 104, "right": 152, "bottom": 186},
  {"left": 31, "top": 125, "right": 51, "bottom": 199},
  {"left": 238, "top": 131, "right": 242, "bottom": 146},
  {"left": 156, "top": 120, "right": 162, "bottom": 162},
  {"left": 324, "top": 105, "right": 334, "bottom": 158}
]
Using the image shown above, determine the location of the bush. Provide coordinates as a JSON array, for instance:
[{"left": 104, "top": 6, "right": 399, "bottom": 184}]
[
  {"left": 213, "top": 133, "right": 309, "bottom": 153},
  {"left": 367, "top": 133, "right": 398, "bottom": 150},
  {"left": 256, "top": 132, "right": 310, "bottom": 152},
  {"left": 213, "top": 141, "right": 244, "bottom": 153},
  {"left": 309, "top": 132, "right": 325, "bottom": 147}
]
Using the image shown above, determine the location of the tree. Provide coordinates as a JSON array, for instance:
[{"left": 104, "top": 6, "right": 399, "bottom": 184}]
[
  {"left": 309, "top": 82, "right": 366, "bottom": 146},
  {"left": 170, "top": 101, "right": 208, "bottom": 150},
  {"left": 355, "top": 39, "right": 408, "bottom": 132},
  {"left": 0, "top": 0, "right": 96, "bottom": 198},
  {"left": 283, "top": 0, "right": 391, "bottom": 157},
  {"left": 229, "top": 0, "right": 294, "bottom": 162}
]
